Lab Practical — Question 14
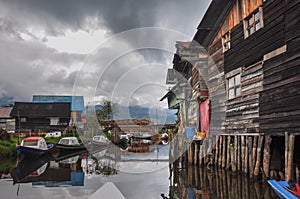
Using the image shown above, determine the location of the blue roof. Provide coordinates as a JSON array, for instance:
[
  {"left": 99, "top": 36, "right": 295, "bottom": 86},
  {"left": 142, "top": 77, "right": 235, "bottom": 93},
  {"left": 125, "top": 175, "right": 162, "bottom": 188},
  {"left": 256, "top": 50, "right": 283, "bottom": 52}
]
[{"left": 32, "top": 95, "right": 84, "bottom": 112}]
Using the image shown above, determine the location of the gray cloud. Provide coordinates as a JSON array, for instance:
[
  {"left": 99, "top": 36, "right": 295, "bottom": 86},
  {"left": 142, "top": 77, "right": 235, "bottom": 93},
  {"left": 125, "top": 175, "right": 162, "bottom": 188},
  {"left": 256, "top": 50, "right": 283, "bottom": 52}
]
[
  {"left": 0, "top": 0, "right": 211, "bottom": 107},
  {"left": 0, "top": 0, "right": 210, "bottom": 36}
]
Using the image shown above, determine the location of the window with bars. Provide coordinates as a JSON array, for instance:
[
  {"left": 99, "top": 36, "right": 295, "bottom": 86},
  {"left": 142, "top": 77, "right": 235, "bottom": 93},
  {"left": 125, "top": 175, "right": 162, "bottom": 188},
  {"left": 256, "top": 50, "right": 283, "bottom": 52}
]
[
  {"left": 243, "top": 7, "right": 264, "bottom": 38},
  {"left": 228, "top": 73, "right": 241, "bottom": 100},
  {"left": 222, "top": 31, "right": 231, "bottom": 52}
]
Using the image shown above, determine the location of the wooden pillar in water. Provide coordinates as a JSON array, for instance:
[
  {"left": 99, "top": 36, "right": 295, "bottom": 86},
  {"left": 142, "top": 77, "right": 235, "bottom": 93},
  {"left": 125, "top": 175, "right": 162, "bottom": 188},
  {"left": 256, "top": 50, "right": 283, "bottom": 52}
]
[
  {"left": 252, "top": 136, "right": 258, "bottom": 177},
  {"left": 248, "top": 136, "right": 253, "bottom": 178},
  {"left": 233, "top": 136, "right": 238, "bottom": 172},
  {"left": 285, "top": 132, "right": 289, "bottom": 180},
  {"left": 222, "top": 136, "right": 227, "bottom": 169},
  {"left": 215, "top": 135, "right": 219, "bottom": 167},
  {"left": 237, "top": 136, "right": 241, "bottom": 172},
  {"left": 263, "top": 135, "right": 272, "bottom": 179},
  {"left": 241, "top": 136, "right": 245, "bottom": 173},
  {"left": 188, "top": 142, "right": 194, "bottom": 165},
  {"left": 231, "top": 136, "right": 236, "bottom": 172},
  {"left": 203, "top": 139, "right": 208, "bottom": 165},
  {"left": 199, "top": 141, "right": 203, "bottom": 166},
  {"left": 226, "top": 136, "right": 231, "bottom": 170},
  {"left": 218, "top": 136, "right": 223, "bottom": 168},
  {"left": 254, "top": 136, "right": 264, "bottom": 176},
  {"left": 194, "top": 142, "right": 198, "bottom": 165},
  {"left": 287, "top": 135, "right": 295, "bottom": 182},
  {"left": 244, "top": 136, "right": 249, "bottom": 174}
]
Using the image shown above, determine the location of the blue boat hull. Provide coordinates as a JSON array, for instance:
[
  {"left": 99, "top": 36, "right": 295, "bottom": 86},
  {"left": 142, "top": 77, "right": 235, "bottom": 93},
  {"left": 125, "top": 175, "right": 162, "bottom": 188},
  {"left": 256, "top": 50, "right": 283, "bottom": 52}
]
[
  {"left": 268, "top": 180, "right": 299, "bottom": 199},
  {"left": 16, "top": 145, "right": 53, "bottom": 158}
]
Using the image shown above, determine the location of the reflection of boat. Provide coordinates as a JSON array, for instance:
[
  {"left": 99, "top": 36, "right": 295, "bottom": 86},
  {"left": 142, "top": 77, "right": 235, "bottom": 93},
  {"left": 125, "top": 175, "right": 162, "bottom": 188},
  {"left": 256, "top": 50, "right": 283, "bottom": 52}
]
[
  {"left": 11, "top": 152, "right": 53, "bottom": 182},
  {"left": 28, "top": 163, "right": 48, "bottom": 177},
  {"left": 268, "top": 180, "right": 300, "bottom": 199},
  {"left": 132, "top": 134, "right": 152, "bottom": 140},
  {"left": 59, "top": 155, "right": 79, "bottom": 164},
  {"left": 16, "top": 137, "right": 54, "bottom": 158}
]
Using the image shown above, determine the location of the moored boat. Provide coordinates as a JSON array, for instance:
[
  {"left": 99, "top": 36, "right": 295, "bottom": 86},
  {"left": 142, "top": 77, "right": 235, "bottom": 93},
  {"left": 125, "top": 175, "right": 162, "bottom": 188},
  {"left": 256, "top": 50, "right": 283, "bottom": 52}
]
[
  {"left": 56, "top": 137, "right": 87, "bottom": 156},
  {"left": 16, "top": 137, "right": 54, "bottom": 158},
  {"left": 268, "top": 180, "right": 300, "bottom": 199}
]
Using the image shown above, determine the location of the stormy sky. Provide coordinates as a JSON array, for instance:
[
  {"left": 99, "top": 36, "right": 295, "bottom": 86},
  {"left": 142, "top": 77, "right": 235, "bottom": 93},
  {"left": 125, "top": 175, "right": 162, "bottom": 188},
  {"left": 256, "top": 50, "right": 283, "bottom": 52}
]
[{"left": 0, "top": 0, "right": 211, "bottom": 108}]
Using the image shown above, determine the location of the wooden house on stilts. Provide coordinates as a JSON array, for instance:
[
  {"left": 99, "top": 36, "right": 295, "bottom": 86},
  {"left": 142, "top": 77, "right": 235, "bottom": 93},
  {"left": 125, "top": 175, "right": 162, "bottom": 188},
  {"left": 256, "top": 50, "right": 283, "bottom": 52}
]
[{"left": 164, "top": 0, "right": 300, "bottom": 182}]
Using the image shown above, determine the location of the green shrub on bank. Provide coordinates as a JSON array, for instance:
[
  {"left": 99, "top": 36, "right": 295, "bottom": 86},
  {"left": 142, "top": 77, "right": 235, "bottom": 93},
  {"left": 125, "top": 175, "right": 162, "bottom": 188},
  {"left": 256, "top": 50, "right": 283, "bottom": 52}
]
[{"left": 0, "top": 140, "right": 16, "bottom": 158}]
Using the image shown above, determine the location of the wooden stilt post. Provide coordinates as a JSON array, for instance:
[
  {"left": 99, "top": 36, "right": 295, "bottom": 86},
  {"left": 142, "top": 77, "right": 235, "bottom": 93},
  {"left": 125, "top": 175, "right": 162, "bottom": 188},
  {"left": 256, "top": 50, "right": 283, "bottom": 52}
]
[
  {"left": 226, "top": 136, "right": 231, "bottom": 170},
  {"left": 218, "top": 136, "right": 223, "bottom": 168},
  {"left": 263, "top": 135, "right": 272, "bottom": 179},
  {"left": 254, "top": 136, "right": 264, "bottom": 176},
  {"left": 237, "top": 136, "right": 241, "bottom": 172},
  {"left": 285, "top": 132, "right": 289, "bottom": 180},
  {"left": 188, "top": 142, "right": 194, "bottom": 165},
  {"left": 215, "top": 135, "right": 219, "bottom": 167},
  {"left": 199, "top": 141, "right": 203, "bottom": 166},
  {"left": 244, "top": 136, "right": 249, "bottom": 174},
  {"left": 231, "top": 136, "right": 236, "bottom": 172},
  {"left": 222, "top": 136, "right": 227, "bottom": 169},
  {"left": 204, "top": 139, "right": 208, "bottom": 165},
  {"left": 252, "top": 136, "right": 258, "bottom": 176},
  {"left": 233, "top": 136, "right": 238, "bottom": 172},
  {"left": 287, "top": 135, "right": 295, "bottom": 182},
  {"left": 241, "top": 136, "right": 245, "bottom": 173},
  {"left": 194, "top": 142, "right": 198, "bottom": 165},
  {"left": 248, "top": 136, "right": 253, "bottom": 178}
]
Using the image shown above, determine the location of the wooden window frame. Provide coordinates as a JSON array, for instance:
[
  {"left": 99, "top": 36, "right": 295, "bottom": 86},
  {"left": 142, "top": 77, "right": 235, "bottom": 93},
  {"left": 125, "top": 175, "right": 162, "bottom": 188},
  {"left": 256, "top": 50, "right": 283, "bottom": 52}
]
[
  {"left": 222, "top": 31, "right": 231, "bottom": 52},
  {"left": 228, "top": 73, "right": 241, "bottom": 100},
  {"left": 243, "top": 7, "right": 264, "bottom": 38}
]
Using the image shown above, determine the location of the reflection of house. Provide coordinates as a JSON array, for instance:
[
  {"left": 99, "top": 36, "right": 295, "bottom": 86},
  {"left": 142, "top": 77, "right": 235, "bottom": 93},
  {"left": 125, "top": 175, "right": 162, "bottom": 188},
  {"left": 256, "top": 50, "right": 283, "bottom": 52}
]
[
  {"left": 0, "top": 105, "right": 15, "bottom": 132},
  {"left": 32, "top": 95, "right": 84, "bottom": 126},
  {"left": 10, "top": 102, "right": 71, "bottom": 133}
]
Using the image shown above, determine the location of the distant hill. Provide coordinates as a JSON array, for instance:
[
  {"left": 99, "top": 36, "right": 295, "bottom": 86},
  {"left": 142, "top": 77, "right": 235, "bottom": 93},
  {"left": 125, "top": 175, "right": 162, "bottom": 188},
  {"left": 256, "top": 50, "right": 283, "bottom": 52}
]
[
  {"left": 115, "top": 105, "right": 177, "bottom": 124},
  {"left": 0, "top": 96, "right": 13, "bottom": 107},
  {"left": 90, "top": 104, "right": 177, "bottom": 124}
]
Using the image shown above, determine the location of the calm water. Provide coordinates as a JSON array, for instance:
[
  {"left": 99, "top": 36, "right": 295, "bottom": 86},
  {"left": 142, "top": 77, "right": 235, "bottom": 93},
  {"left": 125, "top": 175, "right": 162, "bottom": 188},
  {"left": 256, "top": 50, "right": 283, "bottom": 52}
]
[{"left": 0, "top": 143, "right": 279, "bottom": 199}]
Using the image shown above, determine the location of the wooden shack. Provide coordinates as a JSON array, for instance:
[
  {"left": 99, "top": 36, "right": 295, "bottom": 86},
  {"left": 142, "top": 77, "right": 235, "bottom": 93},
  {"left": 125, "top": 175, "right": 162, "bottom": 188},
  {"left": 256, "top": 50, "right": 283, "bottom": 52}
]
[
  {"left": 166, "top": 0, "right": 300, "bottom": 182},
  {"left": 10, "top": 102, "right": 71, "bottom": 134}
]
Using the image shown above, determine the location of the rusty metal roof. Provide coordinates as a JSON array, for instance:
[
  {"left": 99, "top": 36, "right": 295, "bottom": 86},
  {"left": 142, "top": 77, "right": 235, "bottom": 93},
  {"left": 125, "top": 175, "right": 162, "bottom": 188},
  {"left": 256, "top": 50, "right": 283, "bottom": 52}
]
[{"left": 0, "top": 107, "right": 13, "bottom": 118}]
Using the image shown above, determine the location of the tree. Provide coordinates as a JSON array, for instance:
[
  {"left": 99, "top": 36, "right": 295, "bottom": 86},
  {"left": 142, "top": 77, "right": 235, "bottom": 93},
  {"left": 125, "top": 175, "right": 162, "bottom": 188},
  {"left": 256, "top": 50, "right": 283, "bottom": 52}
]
[{"left": 96, "top": 100, "right": 119, "bottom": 125}]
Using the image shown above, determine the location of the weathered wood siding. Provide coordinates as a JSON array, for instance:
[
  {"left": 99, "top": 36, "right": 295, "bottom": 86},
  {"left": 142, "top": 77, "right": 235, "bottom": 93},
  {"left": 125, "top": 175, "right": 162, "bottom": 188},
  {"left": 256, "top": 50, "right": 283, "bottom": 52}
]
[
  {"left": 225, "top": 63, "right": 263, "bottom": 134},
  {"left": 259, "top": 0, "right": 300, "bottom": 134},
  {"left": 207, "top": 40, "right": 226, "bottom": 135},
  {"left": 224, "top": 0, "right": 287, "bottom": 73}
]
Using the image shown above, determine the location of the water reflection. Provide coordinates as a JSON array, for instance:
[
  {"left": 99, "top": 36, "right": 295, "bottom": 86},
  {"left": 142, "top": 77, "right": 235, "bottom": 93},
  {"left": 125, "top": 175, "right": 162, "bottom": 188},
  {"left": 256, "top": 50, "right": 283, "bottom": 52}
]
[{"left": 168, "top": 160, "right": 279, "bottom": 199}]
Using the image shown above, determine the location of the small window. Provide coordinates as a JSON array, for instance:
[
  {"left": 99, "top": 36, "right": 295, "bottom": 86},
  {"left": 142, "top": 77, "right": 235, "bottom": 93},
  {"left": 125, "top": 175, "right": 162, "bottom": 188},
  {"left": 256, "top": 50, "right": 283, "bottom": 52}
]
[
  {"left": 228, "top": 73, "right": 241, "bottom": 100},
  {"left": 222, "top": 31, "right": 231, "bottom": 52},
  {"left": 244, "top": 7, "right": 264, "bottom": 38},
  {"left": 50, "top": 117, "right": 59, "bottom": 125},
  {"left": 21, "top": 117, "right": 26, "bottom": 123}
]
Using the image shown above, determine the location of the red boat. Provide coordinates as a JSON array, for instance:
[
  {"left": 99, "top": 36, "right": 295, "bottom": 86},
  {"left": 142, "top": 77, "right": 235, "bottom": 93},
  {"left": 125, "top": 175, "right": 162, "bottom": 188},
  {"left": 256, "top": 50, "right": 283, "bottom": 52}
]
[{"left": 16, "top": 137, "right": 54, "bottom": 158}]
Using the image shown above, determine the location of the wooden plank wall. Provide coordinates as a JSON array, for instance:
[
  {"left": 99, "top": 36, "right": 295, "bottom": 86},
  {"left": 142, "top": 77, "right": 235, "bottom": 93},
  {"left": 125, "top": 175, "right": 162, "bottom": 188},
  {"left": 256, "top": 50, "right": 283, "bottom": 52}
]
[
  {"left": 259, "top": 0, "right": 300, "bottom": 134},
  {"left": 207, "top": 40, "right": 227, "bottom": 135},
  {"left": 225, "top": 63, "right": 263, "bottom": 134},
  {"left": 224, "top": 0, "right": 287, "bottom": 73}
]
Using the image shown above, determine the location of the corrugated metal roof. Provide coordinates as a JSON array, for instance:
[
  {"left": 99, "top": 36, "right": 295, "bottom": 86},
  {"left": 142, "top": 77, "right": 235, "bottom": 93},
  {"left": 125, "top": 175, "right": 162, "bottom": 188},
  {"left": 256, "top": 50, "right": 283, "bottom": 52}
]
[
  {"left": 0, "top": 107, "right": 13, "bottom": 118},
  {"left": 32, "top": 95, "right": 84, "bottom": 111}
]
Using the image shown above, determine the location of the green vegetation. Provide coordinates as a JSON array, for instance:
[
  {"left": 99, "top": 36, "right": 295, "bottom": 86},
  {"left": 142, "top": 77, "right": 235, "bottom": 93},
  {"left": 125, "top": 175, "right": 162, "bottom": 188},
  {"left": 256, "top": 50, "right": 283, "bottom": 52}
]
[
  {"left": 96, "top": 100, "right": 119, "bottom": 125},
  {"left": 0, "top": 139, "right": 17, "bottom": 158}
]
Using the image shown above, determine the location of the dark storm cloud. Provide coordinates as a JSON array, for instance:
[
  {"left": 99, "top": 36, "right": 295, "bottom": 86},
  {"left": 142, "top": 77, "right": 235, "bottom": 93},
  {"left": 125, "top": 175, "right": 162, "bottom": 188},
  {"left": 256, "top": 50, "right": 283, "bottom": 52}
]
[{"left": 0, "top": 0, "right": 210, "bottom": 36}]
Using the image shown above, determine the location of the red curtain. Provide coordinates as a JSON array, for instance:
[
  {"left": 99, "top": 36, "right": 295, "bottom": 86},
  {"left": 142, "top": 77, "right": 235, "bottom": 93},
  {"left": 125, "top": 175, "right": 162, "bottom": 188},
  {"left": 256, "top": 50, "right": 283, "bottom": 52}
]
[{"left": 200, "top": 99, "right": 210, "bottom": 138}]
